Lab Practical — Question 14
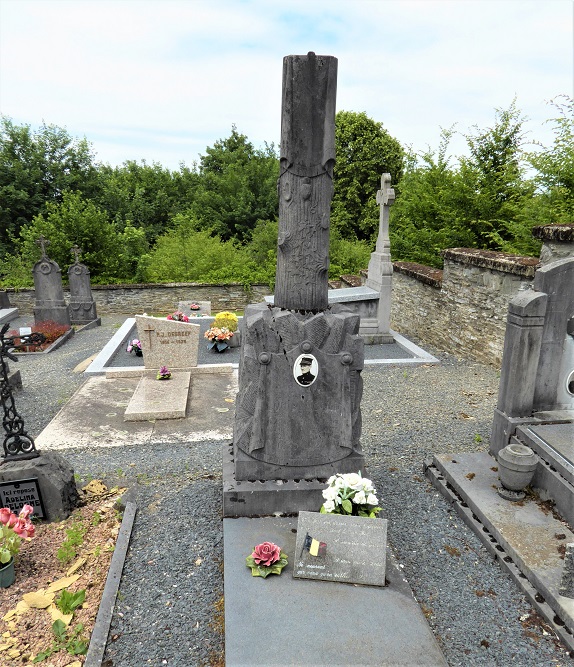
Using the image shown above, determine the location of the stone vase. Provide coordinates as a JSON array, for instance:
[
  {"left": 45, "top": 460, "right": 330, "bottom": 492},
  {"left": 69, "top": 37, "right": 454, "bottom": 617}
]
[
  {"left": 497, "top": 443, "right": 538, "bottom": 501},
  {"left": 0, "top": 558, "right": 15, "bottom": 588}
]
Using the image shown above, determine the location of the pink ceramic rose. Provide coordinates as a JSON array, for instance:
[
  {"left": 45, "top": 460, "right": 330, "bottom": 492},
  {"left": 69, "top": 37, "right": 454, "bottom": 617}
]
[
  {"left": 251, "top": 542, "right": 281, "bottom": 567},
  {"left": 19, "top": 504, "right": 34, "bottom": 519},
  {"left": 12, "top": 518, "right": 34, "bottom": 538},
  {"left": 0, "top": 507, "right": 11, "bottom": 525}
]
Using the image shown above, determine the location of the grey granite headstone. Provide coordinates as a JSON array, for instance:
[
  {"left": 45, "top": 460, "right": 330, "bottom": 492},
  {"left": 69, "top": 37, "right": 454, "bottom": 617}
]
[
  {"left": 293, "top": 511, "right": 387, "bottom": 586},
  {"left": 230, "top": 54, "right": 366, "bottom": 496},
  {"left": 135, "top": 314, "right": 200, "bottom": 369},
  {"left": 491, "top": 257, "right": 574, "bottom": 455},
  {"left": 68, "top": 245, "right": 99, "bottom": 325},
  {"left": 0, "top": 292, "right": 10, "bottom": 309},
  {"left": 32, "top": 236, "right": 71, "bottom": 327}
]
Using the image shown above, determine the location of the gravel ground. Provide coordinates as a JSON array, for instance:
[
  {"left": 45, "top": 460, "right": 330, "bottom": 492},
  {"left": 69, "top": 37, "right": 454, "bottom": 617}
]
[{"left": 5, "top": 315, "right": 574, "bottom": 666}]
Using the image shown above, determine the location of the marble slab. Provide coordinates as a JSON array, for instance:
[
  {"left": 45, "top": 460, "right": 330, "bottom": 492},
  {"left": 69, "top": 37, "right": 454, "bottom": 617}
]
[{"left": 124, "top": 371, "right": 191, "bottom": 421}]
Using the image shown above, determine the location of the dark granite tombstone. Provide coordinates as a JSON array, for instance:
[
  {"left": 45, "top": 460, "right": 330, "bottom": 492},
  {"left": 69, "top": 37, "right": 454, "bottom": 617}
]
[
  {"left": 228, "top": 54, "right": 365, "bottom": 512},
  {"left": 68, "top": 245, "right": 99, "bottom": 325},
  {"left": 32, "top": 236, "right": 71, "bottom": 327},
  {"left": 0, "top": 292, "right": 10, "bottom": 309}
]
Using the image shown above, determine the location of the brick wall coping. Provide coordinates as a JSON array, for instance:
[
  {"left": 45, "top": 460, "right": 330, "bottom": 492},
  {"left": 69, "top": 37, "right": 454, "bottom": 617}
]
[
  {"left": 441, "top": 248, "right": 539, "bottom": 277},
  {"left": 393, "top": 262, "right": 443, "bottom": 287},
  {"left": 532, "top": 223, "right": 574, "bottom": 242}
]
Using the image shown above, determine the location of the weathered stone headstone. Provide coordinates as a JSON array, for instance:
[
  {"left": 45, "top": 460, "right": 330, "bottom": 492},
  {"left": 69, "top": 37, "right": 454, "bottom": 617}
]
[
  {"left": 68, "top": 245, "right": 99, "bottom": 325},
  {"left": 293, "top": 511, "right": 388, "bottom": 586},
  {"left": 135, "top": 315, "right": 200, "bottom": 370},
  {"left": 274, "top": 52, "right": 337, "bottom": 313},
  {"left": 491, "top": 257, "right": 574, "bottom": 454},
  {"left": 230, "top": 53, "right": 365, "bottom": 497},
  {"left": 32, "top": 236, "right": 71, "bottom": 327},
  {"left": 364, "top": 173, "right": 395, "bottom": 344}
]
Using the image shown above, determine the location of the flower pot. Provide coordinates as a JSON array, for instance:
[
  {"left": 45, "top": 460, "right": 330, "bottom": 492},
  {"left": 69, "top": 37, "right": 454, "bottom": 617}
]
[
  {"left": 135, "top": 349, "right": 143, "bottom": 357},
  {"left": 0, "top": 558, "right": 15, "bottom": 588},
  {"left": 497, "top": 443, "right": 538, "bottom": 501}
]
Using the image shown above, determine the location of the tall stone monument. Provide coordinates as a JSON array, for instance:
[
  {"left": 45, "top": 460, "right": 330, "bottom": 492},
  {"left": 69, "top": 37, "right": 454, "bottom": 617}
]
[
  {"left": 364, "top": 173, "right": 396, "bottom": 343},
  {"left": 68, "top": 245, "right": 99, "bottom": 325},
  {"left": 33, "top": 236, "right": 71, "bottom": 327},
  {"left": 230, "top": 53, "right": 365, "bottom": 505}
]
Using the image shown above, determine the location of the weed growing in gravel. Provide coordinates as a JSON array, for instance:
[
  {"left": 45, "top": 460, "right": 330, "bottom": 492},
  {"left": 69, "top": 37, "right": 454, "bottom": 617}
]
[
  {"left": 56, "top": 588, "right": 86, "bottom": 615},
  {"left": 33, "top": 620, "right": 89, "bottom": 662},
  {"left": 474, "top": 433, "right": 483, "bottom": 443},
  {"left": 57, "top": 517, "right": 87, "bottom": 564}
]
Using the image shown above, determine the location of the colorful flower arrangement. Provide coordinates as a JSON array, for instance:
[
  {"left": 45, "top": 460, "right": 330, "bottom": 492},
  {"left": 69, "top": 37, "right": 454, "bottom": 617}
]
[
  {"left": 0, "top": 504, "right": 35, "bottom": 565},
  {"left": 204, "top": 326, "right": 234, "bottom": 352},
  {"left": 189, "top": 303, "right": 201, "bottom": 311},
  {"left": 156, "top": 365, "right": 172, "bottom": 380},
  {"left": 167, "top": 310, "right": 189, "bottom": 322},
  {"left": 126, "top": 339, "right": 143, "bottom": 355},
  {"left": 245, "top": 541, "right": 288, "bottom": 578},
  {"left": 320, "top": 472, "right": 381, "bottom": 518},
  {"left": 213, "top": 311, "right": 239, "bottom": 333}
]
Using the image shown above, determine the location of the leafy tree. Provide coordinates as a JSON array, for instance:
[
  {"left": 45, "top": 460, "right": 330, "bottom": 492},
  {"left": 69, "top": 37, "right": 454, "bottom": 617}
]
[
  {"left": 458, "top": 100, "right": 536, "bottom": 252},
  {"left": 331, "top": 111, "right": 404, "bottom": 242},
  {"left": 1, "top": 192, "right": 143, "bottom": 286},
  {"left": 0, "top": 118, "right": 98, "bottom": 257},
  {"left": 190, "top": 126, "right": 279, "bottom": 242},
  {"left": 95, "top": 160, "right": 200, "bottom": 244},
  {"left": 525, "top": 95, "right": 574, "bottom": 225}
]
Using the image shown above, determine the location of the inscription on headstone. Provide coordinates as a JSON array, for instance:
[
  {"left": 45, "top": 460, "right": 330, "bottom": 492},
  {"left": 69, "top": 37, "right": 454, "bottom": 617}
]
[
  {"left": 0, "top": 478, "right": 46, "bottom": 518},
  {"left": 293, "top": 511, "right": 387, "bottom": 586},
  {"left": 135, "top": 314, "right": 200, "bottom": 369}
]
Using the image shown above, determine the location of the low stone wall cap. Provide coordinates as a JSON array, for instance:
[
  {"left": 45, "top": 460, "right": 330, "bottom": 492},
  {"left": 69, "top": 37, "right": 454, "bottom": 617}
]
[
  {"left": 393, "top": 261, "right": 443, "bottom": 287},
  {"left": 441, "top": 248, "right": 539, "bottom": 277},
  {"left": 532, "top": 223, "right": 574, "bottom": 242}
]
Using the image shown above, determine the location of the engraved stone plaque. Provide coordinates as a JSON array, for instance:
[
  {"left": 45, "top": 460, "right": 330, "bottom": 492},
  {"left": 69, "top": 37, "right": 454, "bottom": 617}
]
[
  {"left": 293, "top": 511, "right": 387, "bottom": 586},
  {"left": 0, "top": 478, "right": 46, "bottom": 519}
]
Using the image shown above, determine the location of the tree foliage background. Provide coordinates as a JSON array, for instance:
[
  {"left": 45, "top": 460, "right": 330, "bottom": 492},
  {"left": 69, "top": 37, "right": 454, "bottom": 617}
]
[{"left": 0, "top": 97, "right": 571, "bottom": 287}]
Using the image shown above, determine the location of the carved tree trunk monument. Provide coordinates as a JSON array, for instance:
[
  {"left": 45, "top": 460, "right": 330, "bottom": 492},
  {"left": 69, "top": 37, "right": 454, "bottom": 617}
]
[{"left": 225, "top": 53, "right": 366, "bottom": 516}]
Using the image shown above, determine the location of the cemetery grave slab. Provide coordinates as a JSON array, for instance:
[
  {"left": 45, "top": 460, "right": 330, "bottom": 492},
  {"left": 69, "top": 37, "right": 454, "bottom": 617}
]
[
  {"left": 35, "top": 372, "right": 235, "bottom": 450},
  {"left": 223, "top": 516, "right": 447, "bottom": 666},
  {"left": 123, "top": 371, "right": 191, "bottom": 421},
  {"left": 426, "top": 451, "right": 574, "bottom": 652}
]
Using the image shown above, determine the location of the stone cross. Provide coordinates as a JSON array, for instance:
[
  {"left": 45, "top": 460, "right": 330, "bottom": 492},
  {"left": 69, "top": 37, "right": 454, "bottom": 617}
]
[
  {"left": 71, "top": 245, "right": 82, "bottom": 264},
  {"left": 374, "top": 173, "right": 395, "bottom": 254},
  {"left": 274, "top": 52, "right": 337, "bottom": 313},
  {"left": 140, "top": 322, "right": 156, "bottom": 350},
  {"left": 35, "top": 235, "right": 50, "bottom": 258}
]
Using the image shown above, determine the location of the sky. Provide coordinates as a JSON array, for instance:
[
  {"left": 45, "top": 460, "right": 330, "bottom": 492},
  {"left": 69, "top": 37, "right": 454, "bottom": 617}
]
[{"left": 0, "top": 0, "right": 572, "bottom": 171}]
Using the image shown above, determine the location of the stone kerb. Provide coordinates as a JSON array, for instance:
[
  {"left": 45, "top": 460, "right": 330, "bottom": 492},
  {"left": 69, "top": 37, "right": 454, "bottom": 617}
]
[
  {"left": 533, "top": 223, "right": 574, "bottom": 265},
  {"left": 135, "top": 315, "right": 200, "bottom": 370}
]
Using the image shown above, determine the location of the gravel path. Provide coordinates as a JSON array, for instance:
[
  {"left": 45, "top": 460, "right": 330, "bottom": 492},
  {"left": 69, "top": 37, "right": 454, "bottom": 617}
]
[{"left": 5, "top": 315, "right": 574, "bottom": 666}]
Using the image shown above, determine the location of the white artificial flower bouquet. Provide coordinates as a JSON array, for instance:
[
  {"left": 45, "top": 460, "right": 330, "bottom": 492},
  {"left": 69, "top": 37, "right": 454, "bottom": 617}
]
[{"left": 320, "top": 471, "right": 382, "bottom": 518}]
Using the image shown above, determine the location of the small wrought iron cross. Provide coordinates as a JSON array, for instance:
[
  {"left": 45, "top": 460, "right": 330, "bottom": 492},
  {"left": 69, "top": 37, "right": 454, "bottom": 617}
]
[{"left": 0, "top": 323, "right": 46, "bottom": 462}]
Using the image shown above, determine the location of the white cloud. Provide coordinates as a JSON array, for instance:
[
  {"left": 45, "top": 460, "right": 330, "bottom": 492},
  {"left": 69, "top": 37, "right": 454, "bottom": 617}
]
[{"left": 0, "top": 0, "right": 571, "bottom": 168}]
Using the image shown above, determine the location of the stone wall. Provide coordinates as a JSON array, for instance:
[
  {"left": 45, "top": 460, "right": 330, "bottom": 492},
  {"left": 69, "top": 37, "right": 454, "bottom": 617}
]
[
  {"left": 391, "top": 249, "right": 539, "bottom": 367},
  {"left": 5, "top": 282, "right": 270, "bottom": 316},
  {"left": 533, "top": 223, "right": 574, "bottom": 265}
]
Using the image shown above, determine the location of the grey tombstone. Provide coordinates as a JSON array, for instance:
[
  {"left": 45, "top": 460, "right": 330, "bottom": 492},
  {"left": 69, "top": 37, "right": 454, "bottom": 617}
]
[
  {"left": 364, "top": 173, "right": 396, "bottom": 344},
  {"left": 491, "top": 257, "right": 574, "bottom": 455},
  {"left": 32, "top": 236, "right": 71, "bottom": 327},
  {"left": 228, "top": 54, "right": 365, "bottom": 512},
  {"left": 135, "top": 314, "right": 200, "bottom": 370},
  {"left": 68, "top": 245, "right": 99, "bottom": 325},
  {"left": 0, "top": 292, "right": 10, "bottom": 309}
]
